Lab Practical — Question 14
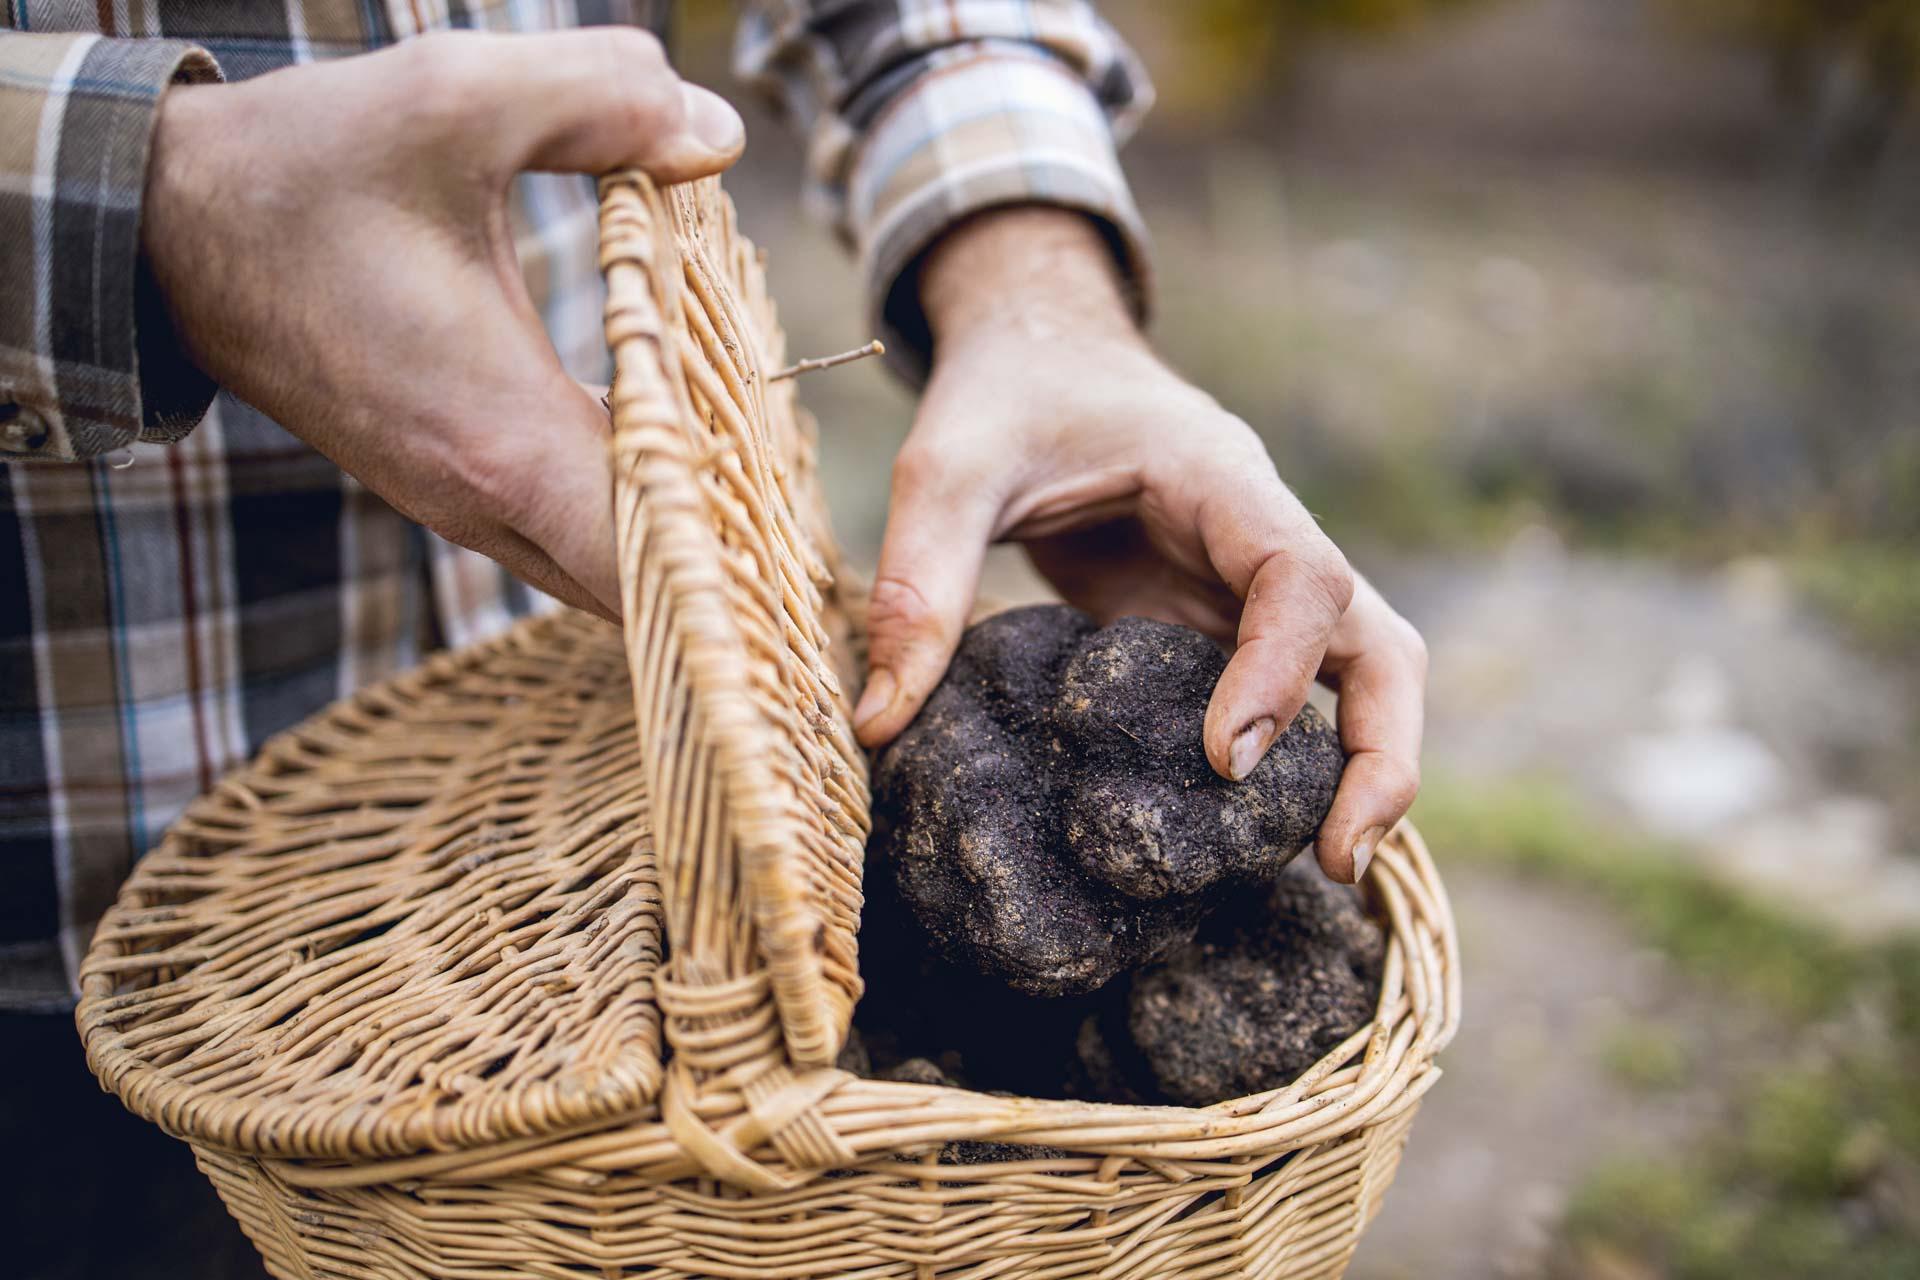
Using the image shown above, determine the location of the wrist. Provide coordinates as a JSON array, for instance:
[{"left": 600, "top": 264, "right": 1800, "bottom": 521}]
[
  {"left": 920, "top": 205, "right": 1142, "bottom": 351},
  {"left": 140, "top": 85, "right": 217, "bottom": 326}
]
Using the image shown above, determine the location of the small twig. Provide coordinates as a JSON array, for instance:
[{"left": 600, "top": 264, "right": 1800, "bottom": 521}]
[{"left": 770, "top": 339, "right": 885, "bottom": 382}]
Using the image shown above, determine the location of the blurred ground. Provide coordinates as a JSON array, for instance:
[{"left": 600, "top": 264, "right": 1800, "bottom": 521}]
[
  {"left": 1345, "top": 867, "right": 1781, "bottom": 1279},
  {"left": 679, "top": 0, "right": 1920, "bottom": 1274},
  {"left": 1378, "top": 541, "right": 1920, "bottom": 938}
]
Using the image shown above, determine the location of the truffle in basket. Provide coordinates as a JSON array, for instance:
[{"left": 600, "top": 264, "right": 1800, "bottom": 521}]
[
  {"left": 847, "top": 869, "right": 1096, "bottom": 1099},
  {"left": 868, "top": 605, "right": 1345, "bottom": 996},
  {"left": 1071, "top": 857, "right": 1386, "bottom": 1108},
  {"left": 846, "top": 855, "right": 1385, "bottom": 1110}
]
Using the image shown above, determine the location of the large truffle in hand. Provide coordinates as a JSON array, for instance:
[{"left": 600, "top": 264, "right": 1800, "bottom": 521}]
[
  {"left": 1074, "top": 858, "right": 1386, "bottom": 1107},
  {"left": 869, "top": 605, "right": 1344, "bottom": 995}
]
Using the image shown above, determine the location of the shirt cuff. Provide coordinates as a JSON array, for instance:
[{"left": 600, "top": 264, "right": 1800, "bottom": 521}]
[
  {"left": 849, "top": 49, "right": 1153, "bottom": 386},
  {"left": 0, "top": 34, "right": 221, "bottom": 463}
]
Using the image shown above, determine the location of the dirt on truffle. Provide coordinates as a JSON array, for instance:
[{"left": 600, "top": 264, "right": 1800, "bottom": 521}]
[
  {"left": 847, "top": 856, "right": 1386, "bottom": 1113},
  {"left": 869, "top": 605, "right": 1346, "bottom": 996},
  {"left": 1073, "top": 858, "right": 1387, "bottom": 1108},
  {"left": 849, "top": 871, "right": 1094, "bottom": 1098}
]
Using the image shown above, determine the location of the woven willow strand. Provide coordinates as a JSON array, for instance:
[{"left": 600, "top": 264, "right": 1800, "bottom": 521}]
[
  {"left": 601, "top": 174, "right": 869, "bottom": 1084},
  {"left": 78, "top": 172, "right": 1459, "bottom": 1279}
]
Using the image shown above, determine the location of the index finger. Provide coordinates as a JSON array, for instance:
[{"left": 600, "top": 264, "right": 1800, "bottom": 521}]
[{"left": 1196, "top": 470, "right": 1356, "bottom": 781}]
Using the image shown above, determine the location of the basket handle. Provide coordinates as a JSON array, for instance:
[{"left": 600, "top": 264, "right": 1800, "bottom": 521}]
[{"left": 598, "top": 172, "right": 866, "bottom": 1127}]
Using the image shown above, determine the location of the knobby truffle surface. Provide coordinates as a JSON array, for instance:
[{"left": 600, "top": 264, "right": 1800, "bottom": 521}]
[
  {"left": 870, "top": 605, "right": 1345, "bottom": 995},
  {"left": 1076, "top": 858, "right": 1387, "bottom": 1107}
]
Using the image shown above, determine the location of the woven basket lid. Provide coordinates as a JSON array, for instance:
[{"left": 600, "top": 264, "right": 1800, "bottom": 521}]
[
  {"left": 600, "top": 174, "right": 868, "bottom": 1072},
  {"left": 77, "top": 174, "right": 871, "bottom": 1161}
]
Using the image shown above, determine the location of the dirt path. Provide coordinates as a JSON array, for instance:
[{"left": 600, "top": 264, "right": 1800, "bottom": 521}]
[
  {"left": 1349, "top": 867, "right": 1777, "bottom": 1279},
  {"left": 1371, "top": 535, "right": 1920, "bottom": 940}
]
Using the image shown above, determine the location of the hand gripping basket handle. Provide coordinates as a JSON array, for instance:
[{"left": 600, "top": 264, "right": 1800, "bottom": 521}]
[{"left": 597, "top": 171, "right": 870, "bottom": 1175}]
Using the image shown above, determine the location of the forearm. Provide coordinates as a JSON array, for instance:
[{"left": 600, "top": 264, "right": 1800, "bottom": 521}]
[
  {"left": 920, "top": 207, "right": 1142, "bottom": 349},
  {"left": 733, "top": 1, "right": 1153, "bottom": 384}
]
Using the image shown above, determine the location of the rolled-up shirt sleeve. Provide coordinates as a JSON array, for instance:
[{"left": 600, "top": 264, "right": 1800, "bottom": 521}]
[
  {"left": 0, "top": 32, "right": 221, "bottom": 463},
  {"left": 734, "top": 1, "right": 1154, "bottom": 384}
]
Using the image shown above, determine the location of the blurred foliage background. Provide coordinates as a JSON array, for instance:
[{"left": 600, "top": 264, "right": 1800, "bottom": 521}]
[
  {"left": 684, "top": 0, "right": 1920, "bottom": 585},
  {"left": 677, "top": 1, "right": 1918, "bottom": 1276}
]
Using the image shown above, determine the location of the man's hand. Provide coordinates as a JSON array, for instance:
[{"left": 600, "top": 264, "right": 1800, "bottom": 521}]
[
  {"left": 852, "top": 207, "right": 1427, "bottom": 884},
  {"left": 142, "top": 29, "right": 745, "bottom": 619}
]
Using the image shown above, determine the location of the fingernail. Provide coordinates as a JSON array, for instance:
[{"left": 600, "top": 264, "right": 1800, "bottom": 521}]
[
  {"left": 1228, "top": 717, "right": 1277, "bottom": 781},
  {"left": 680, "top": 83, "right": 744, "bottom": 157},
  {"left": 853, "top": 668, "right": 897, "bottom": 732},
  {"left": 1350, "top": 825, "right": 1388, "bottom": 884}
]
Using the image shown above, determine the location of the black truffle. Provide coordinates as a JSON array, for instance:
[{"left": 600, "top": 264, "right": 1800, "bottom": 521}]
[
  {"left": 870, "top": 605, "right": 1345, "bottom": 995},
  {"left": 849, "top": 871, "right": 1097, "bottom": 1099},
  {"left": 879, "top": 1055, "right": 965, "bottom": 1088},
  {"left": 1075, "top": 859, "right": 1386, "bottom": 1108}
]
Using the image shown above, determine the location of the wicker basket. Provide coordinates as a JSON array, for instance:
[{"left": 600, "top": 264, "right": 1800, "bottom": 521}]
[{"left": 78, "top": 173, "right": 1460, "bottom": 1280}]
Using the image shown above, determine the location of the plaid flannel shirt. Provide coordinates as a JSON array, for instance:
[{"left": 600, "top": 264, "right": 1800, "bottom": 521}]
[{"left": 0, "top": 0, "right": 1151, "bottom": 1009}]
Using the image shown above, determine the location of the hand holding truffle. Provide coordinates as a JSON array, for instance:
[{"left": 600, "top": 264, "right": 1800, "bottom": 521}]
[
  {"left": 873, "top": 607, "right": 1349, "bottom": 995},
  {"left": 853, "top": 207, "right": 1428, "bottom": 883}
]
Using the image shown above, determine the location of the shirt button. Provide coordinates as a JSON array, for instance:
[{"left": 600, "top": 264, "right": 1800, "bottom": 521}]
[{"left": 0, "top": 402, "right": 50, "bottom": 454}]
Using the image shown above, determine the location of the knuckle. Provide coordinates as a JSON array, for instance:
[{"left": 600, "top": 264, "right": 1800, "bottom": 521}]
[
  {"left": 392, "top": 32, "right": 495, "bottom": 144},
  {"left": 889, "top": 444, "right": 939, "bottom": 495},
  {"left": 602, "top": 32, "right": 682, "bottom": 136},
  {"left": 1204, "top": 412, "right": 1277, "bottom": 477},
  {"left": 1302, "top": 541, "right": 1356, "bottom": 617},
  {"left": 1220, "top": 413, "right": 1268, "bottom": 459},
  {"left": 1398, "top": 617, "right": 1430, "bottom": 676},
  {"left": 627, "top": 79, "right": 687, "bottom": 150},
  {"left": 400, "top": 31, "right": 481, "bottom": 105},
  {"left": 450, "top": 432, "right": 540, "bottom": 529},
  {"left": 866, "top": 574, "right": 943, "bottom": 642},
  {"left": 607, "top": 26, "right": 667, "bottom": 68},
  {"left": 1383, "top": 756, "right": 1423, "bottom": 810}
]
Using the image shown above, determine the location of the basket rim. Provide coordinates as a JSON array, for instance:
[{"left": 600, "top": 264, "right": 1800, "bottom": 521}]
[{"left": 254, "top": 818, "right": 1459, "bottom": 1190}]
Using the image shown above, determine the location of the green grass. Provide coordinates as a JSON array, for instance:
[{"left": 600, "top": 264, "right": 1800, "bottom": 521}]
[
  {"left": 1410, "top": 778, "right": 1920, "bottom": 1279},
  {"left": 1561, "top": 1155, "right": 1920, "bottom": 1280},
  {"left": 1794, "top": 542, "right": 1920, "bottom": 659},
  {"left": 1411, "top": 778, "right": 1917, "bottom": 1023},
  {"left": 1599, "top": 1018, "right": 1691, "bottom": 1094}
]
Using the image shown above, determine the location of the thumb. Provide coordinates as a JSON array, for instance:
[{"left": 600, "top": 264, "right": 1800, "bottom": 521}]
[
  {"left": 855, "top": 448, "right": 1000, "bottom": 748},
  {"left": 422, "top": 28, "right": 744, "bottom": 183}
]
